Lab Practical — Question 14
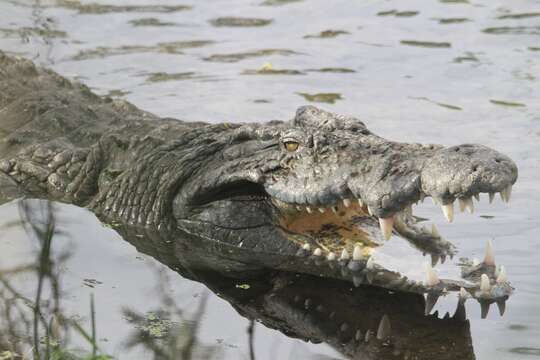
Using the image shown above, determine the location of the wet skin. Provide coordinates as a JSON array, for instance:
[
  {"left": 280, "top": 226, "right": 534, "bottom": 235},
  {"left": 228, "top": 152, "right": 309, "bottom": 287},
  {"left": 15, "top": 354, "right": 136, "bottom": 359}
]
[{"left": 0, "top": 52, "right": 517, "bottom": 315}]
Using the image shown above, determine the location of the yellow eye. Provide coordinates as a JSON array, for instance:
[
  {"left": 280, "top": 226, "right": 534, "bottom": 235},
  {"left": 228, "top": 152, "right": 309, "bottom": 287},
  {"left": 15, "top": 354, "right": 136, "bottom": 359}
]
[{"left": 284, "top": 141, "right": 299, "bottom": 152}]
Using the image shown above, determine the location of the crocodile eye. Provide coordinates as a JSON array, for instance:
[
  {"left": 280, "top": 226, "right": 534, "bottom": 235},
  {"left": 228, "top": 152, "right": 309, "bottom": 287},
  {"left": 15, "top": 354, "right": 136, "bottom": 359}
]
[{"left": 284, "top": 141, "right": 299, "bottom": 152}]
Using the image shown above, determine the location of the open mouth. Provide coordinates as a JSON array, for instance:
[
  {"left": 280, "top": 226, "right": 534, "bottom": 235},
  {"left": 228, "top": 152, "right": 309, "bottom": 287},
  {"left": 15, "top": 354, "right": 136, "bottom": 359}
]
[{"left": 270, "top": 185, "right": 515, "bottom": 317}]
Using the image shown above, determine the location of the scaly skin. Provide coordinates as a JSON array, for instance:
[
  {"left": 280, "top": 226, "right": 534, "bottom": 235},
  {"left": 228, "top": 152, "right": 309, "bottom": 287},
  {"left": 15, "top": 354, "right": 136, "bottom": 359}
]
[{"left": 0, "top": 52, "right": 518, "bottom": 315}]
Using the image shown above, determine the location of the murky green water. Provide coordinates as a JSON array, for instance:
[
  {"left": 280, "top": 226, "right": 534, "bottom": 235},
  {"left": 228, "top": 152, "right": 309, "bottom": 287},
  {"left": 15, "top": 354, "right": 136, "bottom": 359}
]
[{"left": 0, "top": 0, "right": 539, "bottom": 359}]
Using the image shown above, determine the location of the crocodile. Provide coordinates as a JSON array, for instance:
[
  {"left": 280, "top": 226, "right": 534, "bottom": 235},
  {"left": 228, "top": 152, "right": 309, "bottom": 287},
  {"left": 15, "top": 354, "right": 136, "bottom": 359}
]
[{"left": 0, "top": 52, "right": 518, "bottom": 316}]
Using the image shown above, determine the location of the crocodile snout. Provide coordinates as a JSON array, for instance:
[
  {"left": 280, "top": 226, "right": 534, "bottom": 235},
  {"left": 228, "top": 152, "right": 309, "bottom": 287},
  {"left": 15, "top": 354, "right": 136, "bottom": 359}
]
[{"left": 421, "top": 144, "right": 518, "bottom": 204}]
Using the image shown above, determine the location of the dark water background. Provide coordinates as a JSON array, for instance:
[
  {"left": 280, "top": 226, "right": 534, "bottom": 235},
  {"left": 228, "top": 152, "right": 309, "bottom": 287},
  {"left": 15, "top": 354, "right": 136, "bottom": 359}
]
[{"left": 0, "top": 0, "right": 539, "bottom": 358}]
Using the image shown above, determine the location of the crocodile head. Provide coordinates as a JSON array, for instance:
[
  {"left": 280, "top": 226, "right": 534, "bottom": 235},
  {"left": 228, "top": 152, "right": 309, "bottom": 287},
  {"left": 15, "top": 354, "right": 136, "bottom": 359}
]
[{"left": 174, "top": 105, "right": 517, "bottom": 311}]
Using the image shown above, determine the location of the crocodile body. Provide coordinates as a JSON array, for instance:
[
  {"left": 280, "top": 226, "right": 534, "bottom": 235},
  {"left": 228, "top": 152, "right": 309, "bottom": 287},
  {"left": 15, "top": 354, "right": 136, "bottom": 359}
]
[{"left": 0, "top": 52, "right": 518, "bottom": 312}]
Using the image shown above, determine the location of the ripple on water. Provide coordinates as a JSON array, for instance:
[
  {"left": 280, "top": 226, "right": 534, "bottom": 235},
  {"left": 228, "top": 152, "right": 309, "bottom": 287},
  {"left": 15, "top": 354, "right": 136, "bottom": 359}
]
[
  {"left": 489, "top": 99, "right": 527, "bottom": 108},
  {"left": 55, "top": 0, "right": 191, "bottom": 14},
  {"left": 483, "top": 26, "right": 540, "bottom": 35},
  {"left": 203, "top": 49, "right": 300, "bottom": 63},
  {"left": 209, "top": 17, "right": 273, "bottom": 27},
  {"left": 497, "top": 12, "right": 540, "bottom": 20},
  {"left": 377, "top": 10, "right": 419, "bottom": 17},
  {"left": 69, "top": 41, "right": 214, "bottom": 60},
  {"left": 128, "top": 18, "right": 180, "bottom": 27},
  {"left": 303, "top": 30, "right": 350, "bottom": 38},
  {"left": 260, "top": 0, "right": 303, "bottom": 6},
  {"left": 508, "top": 347, "right": 540, "bottom": 356},
  {"left": 400, "top": 40, "right": 452, "bottom": 48},
  {"left": 297, "top": 93, "right": 343, "bottom": 104}
]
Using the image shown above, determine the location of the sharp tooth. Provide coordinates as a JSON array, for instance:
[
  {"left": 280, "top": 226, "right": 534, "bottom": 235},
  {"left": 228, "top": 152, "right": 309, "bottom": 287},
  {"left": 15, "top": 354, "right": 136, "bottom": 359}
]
[
  {"left": 496, "top": 265, "right": 507, "bottom": 283},
  {"left": 340, "top": 249, "right": 350, "bottom": 261},
  {"left": 379, "top": 216, "right": 394, "bottom": 240},
  {"left": 459, "top": 287, "right": 469, "bottom": 300},
  {"left": 496, "top": 299, "right": 506, "bottom": 316},
  {"left": 489, "top": 192, "right": 495, "bottom": 204},
  {"left": 431, "top": 254, "right": 440, "bottom": 267},
  {"left": 376, "top": 315, "right": 391, "bottom": 340},
  {"left": 343, "top": 199, "right": 351, "bottom": 208},
  {"left": 480, "top": 274, "right": 491, "bottom": 293},
  {"left": 358, "top": 198, "right": 364, "bottom": 207},
  {"left": 353, "top": 245, "right": 362, "bottom": 260},
  {"left": 458, "top": 198, "right": 466, "bottom": 212},
  {"left": 318, "top": 207, "right": 325, "bottom": 213},
  {"left": 296, "top": 205, "right": 302, "bottom": 211},
  {"left": 331, "top": 206, "right": 338, "bottom": 214},
  {"left": 313, "top": 248, "right": 322, "bottom": 256},
  {"left": 480, "top": 301, "right": 491, "bottom": 319},
  {"left": 474, "top": 193, "right": 480, "bottom": 202},
  {"left": 366, "top": 256, "right": 374, "bottom": 270},
  {"left": 500, "top": 185, "right": 512, "bottom": 203},
  {"left": 306, "top": 206, "right": 312, "bottom": 213},
  {"left": 327, "top": 252, "right": 336, "bottom": 261},
  {"left": 464, "top": 197, "right": 474, "bottom": 214},
  {"left": 425, "top": 264, "right": 440, "bottom": 286},
  {"left": 425, "top": 293, "right": 439, "bottom": 315},
  {"left": 367, "top": 206, "right": 374, "bottom": 216},
  {"left": 431, "top": 224, "right": 440, "bottom": 238},
  {"left": 484, "top": 239, "right": 495, "bottom": 266},
  {"left": 302, "top": 243, "right": 311, "bottom": 251}
]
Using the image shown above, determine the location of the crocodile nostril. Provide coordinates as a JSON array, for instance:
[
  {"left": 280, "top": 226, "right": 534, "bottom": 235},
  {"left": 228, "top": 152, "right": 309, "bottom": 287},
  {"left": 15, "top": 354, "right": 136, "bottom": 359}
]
[
  {"left": 454, "top": 147, "right": 460, "bottom": 152},
  {"left": 472, "top": 165, "right": 479, "bottom": 172},
  {"left": 495, "top": 158, "right": 502, "bottom": 163}
]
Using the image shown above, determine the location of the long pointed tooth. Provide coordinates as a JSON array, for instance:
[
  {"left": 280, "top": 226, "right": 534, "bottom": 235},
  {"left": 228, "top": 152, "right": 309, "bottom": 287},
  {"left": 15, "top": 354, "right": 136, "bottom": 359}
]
[
  {"left": 368, "top": 206, "right": 374, "bottom": 216},
  {"left": 506, "top": 185, "right": 512, "bottom": 202},
  {"left": 353, "top": 245, "right": 362, "bottom": 261},
  {"left": 331, "top": 206, "right": 338, "bottom": 214},
  {"left": 296, "top": 205, "right": 303, "bottom": 211},
  {"left": 302, "top": 243, "right": 311, "bottom": 251},
  {"left": 343, "top": 199, "right": 351, "bottom": 208},
  {"left": 313, "top": 248, "right": 322, "bottom": 256},
  {"left": 484, "top": 240, "right": 495, "bottom": 266},
  {"left": 379, "top": 217, "right": 394, "bottom": 240},
  {"left": 431, "top": 254, "right": 440, "bottom": 267},
  {"left": 376, "top": 315, "right": 391, "bottom": 340},
  {"left": 318, "top": 207, "right": 325, "bottom": 213},
  {"left": 496, "top": 266, "right": 507, "bottom": 283},
  {"left": 465, "top": 197, "right": 474, "bottom": 213},
  {"left": 489, "top": 192, "right": 495, "bottom": 204},
  {"left": 459, "top": 287, "right": 469, "bottom": 300},
  {"left": 496, "top": 299, "right": 506, "bottom": 316},
  {"left": 340, "top": 249, "right": 350, "bottom": 261},
  {"left": 366, "top": 256, "right": 374, "bottom": 270},
  {"left": 480, "top": 274, "right": 491, "bottom": 293},
  {"left": 431, "top": 224, "right": 440, "bottom": 238},
  {"left": 480, "top": 301, "right": 491, "bottom": 319},
  {"left": 425, "top": 264, "right": 440, "bottom": 286},
  {"left": 425, "top": 293, "right": 439, "bottom": 315},
  {"left": 358, "top": 198, "right": 364, "bottom": 207},
  {"left": 306, "top": 206, "right": 312, "bottom": 214},
  {"left": 441, "top": 203, "right": 454, "bottom": 223},
  {"left": 500, "top": 185, "right": 512, "bottom": 203},
  {"left": 458, "top": 198, "right": 466, "bottom": 212},
  {"left": 327, "top": 252, "right": 336, "bottom": 261},
  {"left": 453, "top": 299, "right": 467, "bottom": 321}
]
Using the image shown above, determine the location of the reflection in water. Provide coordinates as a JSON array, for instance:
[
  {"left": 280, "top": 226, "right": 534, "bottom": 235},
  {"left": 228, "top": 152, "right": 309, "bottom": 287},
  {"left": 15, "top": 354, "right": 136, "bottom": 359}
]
[
  {"left": 0, "top": 200, "right": 111, "bottom": 359},
  {"left": 102, "top": 222, "right": 477, "bottom": 360}
]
